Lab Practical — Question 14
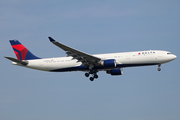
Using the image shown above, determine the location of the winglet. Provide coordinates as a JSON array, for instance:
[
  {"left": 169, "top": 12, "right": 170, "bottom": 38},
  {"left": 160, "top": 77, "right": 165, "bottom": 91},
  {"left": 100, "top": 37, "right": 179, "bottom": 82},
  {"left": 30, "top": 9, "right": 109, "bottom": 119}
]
[{"left": 48, "top": 37, "right": 55, "bottom": 42}]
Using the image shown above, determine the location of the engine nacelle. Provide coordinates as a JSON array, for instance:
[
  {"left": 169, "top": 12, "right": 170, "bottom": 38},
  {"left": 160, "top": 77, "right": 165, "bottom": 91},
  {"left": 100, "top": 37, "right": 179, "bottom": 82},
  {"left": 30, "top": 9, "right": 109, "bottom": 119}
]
[
  {"left": 106, "top": 68, "right": 123, "bottom": 75},
  {"left": 100, "top": 59, "right": 116, "bottom": 68}
]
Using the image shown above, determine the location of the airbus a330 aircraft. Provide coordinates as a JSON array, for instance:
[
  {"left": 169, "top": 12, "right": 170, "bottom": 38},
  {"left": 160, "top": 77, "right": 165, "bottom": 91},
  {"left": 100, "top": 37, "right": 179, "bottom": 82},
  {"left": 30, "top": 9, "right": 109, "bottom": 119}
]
[{"left": 5, "top": 37, "right": 177, "bottom": 81}]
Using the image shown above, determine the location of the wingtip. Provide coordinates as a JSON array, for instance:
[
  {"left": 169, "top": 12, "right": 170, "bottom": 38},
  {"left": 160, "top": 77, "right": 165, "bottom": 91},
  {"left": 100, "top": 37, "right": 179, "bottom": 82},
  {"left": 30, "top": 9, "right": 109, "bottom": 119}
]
[{"left": 48, "top": 37, "right": 55, "bottom": 42}]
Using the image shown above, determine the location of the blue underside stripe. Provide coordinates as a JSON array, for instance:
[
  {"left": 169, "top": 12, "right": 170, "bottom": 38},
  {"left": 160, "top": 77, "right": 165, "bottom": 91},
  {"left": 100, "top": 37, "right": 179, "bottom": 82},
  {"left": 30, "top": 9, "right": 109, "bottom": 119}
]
[{"left": 49, "top": 63, "right": 159, "bottom": 72}]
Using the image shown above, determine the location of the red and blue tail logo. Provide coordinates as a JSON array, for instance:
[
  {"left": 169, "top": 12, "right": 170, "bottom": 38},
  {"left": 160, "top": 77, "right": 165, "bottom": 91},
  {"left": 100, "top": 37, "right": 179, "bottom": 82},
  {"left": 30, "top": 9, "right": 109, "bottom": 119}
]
[{"left": 10, "top": 40, "right": 40, "bottom": 60}]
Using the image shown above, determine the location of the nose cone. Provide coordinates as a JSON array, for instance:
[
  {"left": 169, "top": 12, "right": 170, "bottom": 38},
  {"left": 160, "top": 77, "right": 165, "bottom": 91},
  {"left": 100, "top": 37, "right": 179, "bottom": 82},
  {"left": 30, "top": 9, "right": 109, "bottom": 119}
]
[
  {"left": 172, "top": 54, "right": 177, "bottom": 60},
  {"left": 159, "top": 52, "right": 177, "bottom": 64}
]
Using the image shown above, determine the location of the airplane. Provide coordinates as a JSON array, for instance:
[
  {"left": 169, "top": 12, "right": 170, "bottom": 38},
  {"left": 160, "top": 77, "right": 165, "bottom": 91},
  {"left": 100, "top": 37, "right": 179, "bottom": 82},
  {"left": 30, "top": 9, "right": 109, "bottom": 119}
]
[{"left": 5, "top": 37, "right": 177, "bottom": 81}]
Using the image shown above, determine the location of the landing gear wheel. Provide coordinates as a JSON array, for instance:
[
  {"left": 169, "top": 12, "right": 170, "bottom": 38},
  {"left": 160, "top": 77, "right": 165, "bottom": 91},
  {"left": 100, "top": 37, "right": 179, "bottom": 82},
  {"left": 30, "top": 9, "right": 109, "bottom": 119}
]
[
  {"left": 157, "top": 64, "right": 161, "bottom": 71},
  {"left": 85, "top": 73, "right": 89, "bottom": 77},
  {"left": 90, "top": 77, "right": 94, "bottom": 81},
  {"left": 94, "top": 74, "right": 98, "bottom": 79},
  {"left": 157, "top": 68, "right": 161, "bottom": 71}
]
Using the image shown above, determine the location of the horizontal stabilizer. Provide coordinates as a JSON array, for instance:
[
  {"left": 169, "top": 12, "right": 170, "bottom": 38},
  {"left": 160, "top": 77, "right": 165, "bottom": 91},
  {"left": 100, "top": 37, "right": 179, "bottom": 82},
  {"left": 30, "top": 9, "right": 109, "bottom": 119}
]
[{"left": 5, "top": 56, "right": 28, "bottom": 65}]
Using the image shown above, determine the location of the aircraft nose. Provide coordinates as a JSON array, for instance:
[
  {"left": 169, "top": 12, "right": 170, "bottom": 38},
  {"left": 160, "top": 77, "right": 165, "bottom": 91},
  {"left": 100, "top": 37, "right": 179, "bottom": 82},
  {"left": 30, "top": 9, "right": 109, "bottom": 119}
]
[
  {"left": 172, "top": 54, "right": 177, "bottom": 60},
  {"left": 170, "top": 54, "right": 177, "bottom": 60},
  {"left": 165, "top": 53, "right": 177, "bottom": 62}
]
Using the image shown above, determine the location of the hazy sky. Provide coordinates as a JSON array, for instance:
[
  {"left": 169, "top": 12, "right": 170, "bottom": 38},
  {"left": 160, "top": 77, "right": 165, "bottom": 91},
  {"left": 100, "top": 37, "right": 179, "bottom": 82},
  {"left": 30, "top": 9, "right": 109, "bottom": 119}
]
[{"left": 1, "top": 0, "right": 180, "bottom": 120}]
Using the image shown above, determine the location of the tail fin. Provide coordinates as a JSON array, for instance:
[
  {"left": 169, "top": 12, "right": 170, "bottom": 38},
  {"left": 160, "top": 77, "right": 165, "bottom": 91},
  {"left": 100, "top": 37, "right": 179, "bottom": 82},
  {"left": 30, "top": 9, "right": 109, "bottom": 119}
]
[{"left": 9, "top": 40, "right": 40, "bottom": 60}]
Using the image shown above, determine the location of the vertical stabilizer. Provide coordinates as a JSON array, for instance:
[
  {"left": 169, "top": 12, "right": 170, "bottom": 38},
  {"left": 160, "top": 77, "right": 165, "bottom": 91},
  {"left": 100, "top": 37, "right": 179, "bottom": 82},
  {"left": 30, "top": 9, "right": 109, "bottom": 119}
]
[{"left": 9, "top": 40, "right": 40, "bottom": 60}]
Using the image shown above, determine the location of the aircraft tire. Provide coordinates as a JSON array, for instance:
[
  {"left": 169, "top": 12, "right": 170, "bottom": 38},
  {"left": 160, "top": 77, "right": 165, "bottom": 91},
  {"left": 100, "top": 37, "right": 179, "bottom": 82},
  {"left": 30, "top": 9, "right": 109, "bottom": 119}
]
[
  {"left": 157, "top": 68, "right": 161, "bottom": 71},
  {"left": 94, "top": 75, "right": 98, "bottom": 79},
  {"left": 90, "top": 77, "right": 94, "bottom": 81},
  {"left": 85, "top": 73, "right": 89, "bottom": 77}
]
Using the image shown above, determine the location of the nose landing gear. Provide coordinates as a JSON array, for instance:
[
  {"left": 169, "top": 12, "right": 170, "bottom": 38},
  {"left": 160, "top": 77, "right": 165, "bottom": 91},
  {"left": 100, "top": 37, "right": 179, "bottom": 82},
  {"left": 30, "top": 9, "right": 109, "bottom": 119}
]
[{"left": 157, "top": 64, "right": 161, "bottom": 71}]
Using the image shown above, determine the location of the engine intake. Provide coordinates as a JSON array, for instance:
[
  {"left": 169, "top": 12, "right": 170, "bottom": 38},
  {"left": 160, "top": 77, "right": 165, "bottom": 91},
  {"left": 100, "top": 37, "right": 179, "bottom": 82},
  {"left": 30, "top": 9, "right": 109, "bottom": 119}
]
[
  {"left": 100, "top": 59, "right": 116, "bottom": 68},
  {"left": 106, "top": 68, "right": 123, "bottom": 75}
]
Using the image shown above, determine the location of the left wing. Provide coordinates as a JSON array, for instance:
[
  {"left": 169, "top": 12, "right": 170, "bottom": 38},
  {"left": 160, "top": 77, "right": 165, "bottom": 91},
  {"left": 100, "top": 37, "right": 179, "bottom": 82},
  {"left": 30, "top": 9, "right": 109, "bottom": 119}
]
[{"left": 48, "top": 37, "right": 101, "bottom": 67}]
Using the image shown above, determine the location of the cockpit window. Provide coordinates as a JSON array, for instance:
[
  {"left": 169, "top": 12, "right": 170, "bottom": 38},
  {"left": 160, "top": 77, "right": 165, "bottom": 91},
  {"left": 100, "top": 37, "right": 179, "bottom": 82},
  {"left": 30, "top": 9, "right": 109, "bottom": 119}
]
[{"left": 167, "top": 53, "right": 171, "bottom": 54}]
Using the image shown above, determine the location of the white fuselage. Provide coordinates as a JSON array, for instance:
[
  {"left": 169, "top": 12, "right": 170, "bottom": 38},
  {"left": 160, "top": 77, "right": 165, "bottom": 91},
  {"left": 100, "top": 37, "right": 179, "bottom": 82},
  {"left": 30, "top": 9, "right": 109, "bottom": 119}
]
[{"left": 12, "top": 50, "right": 177, "bottom": 72}]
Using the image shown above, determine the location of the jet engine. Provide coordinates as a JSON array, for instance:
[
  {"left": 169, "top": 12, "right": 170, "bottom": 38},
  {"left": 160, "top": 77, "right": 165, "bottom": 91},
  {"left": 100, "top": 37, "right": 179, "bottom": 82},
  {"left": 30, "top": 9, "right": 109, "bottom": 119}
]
[
  {"left": 100, "top": 59, "right": 117, "bottom": 68},
  {"left": 106, "top": 68, "right": 123, "bottom": 75}
]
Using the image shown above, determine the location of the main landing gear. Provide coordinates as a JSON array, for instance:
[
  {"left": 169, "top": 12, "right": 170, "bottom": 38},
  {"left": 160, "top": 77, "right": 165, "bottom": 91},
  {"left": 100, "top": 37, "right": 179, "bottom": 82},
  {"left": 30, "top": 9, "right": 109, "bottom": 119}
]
[
  {"left": 157, "top": 64, "right": 161, "bottom": 71},
  {"left": 85, "top": 70, "right": 98, "bottom": 81}
]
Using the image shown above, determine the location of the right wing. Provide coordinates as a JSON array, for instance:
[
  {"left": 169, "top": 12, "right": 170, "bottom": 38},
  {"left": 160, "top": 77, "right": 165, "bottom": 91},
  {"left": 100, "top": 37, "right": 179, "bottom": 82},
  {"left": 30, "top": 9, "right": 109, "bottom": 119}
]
[{"left": 49, "top": 37, "right": 101, "bottom": 67}]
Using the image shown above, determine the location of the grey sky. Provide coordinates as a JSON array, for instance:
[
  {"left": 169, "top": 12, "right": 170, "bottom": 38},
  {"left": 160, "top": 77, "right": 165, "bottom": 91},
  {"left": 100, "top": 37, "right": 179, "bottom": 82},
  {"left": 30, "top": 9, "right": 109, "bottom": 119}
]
[{"left": 1, "top": 0, "right": 180, "bottom": 120}]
